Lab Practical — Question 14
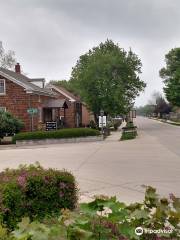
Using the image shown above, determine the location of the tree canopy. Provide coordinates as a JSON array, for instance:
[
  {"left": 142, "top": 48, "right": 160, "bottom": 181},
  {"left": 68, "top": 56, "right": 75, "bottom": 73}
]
[
  {"left": 69, "top": 40, "right": 146, "bottom": 119},
  {"left": 0, "top": 41, "right": 16, "bottom": 69},
  {"left": 160, "top": 48, "right": 180, "bottom": 107},
  {"left": 136, "top": 91, "right": 171, "bottom": 117}
]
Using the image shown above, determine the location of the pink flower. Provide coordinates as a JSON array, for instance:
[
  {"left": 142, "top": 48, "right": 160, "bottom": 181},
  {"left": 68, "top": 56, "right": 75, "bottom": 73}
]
[
  {"left": 59, "top": 182, "right": 67, "bottom": 189},
  {"left": 17, "top": 175, "right": 26, "bottom": 188},
  {"left": 169, "top": 193, "right": 176, "bottom": 201},
  {"left": 59, "top": 191, "right": 64, "bottom": 198}
]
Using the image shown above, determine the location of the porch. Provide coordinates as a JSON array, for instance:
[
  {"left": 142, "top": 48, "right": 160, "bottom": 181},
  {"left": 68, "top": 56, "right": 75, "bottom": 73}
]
[{"left": 41, "top": 99, "right": 68, "bottom": 129}]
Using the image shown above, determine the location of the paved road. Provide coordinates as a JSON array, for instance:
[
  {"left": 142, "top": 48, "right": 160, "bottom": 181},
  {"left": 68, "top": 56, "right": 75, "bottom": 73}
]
[{"left": 0, "top": 117, "right": 179, "bottom": 203}]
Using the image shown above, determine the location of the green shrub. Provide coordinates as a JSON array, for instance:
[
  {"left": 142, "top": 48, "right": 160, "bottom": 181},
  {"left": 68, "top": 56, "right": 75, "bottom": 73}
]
[
  {"left": 0, "top": 163, "right": 78, "bottom": 229},
  {"left": 13, "top": 128, "right": 100, "bottom": 143},
  {"left": 4, "top": 187, "right": 179, "bottom": 240},
  {"left": 113, "top": 120, "right": 122, "bottom": 130},
  {"left": 121, "top": 130, "right": 137, "bottom": 140},
  {"left": 0, "top": 111, "right": 24, "bottom": 139},
  {"left": 89, "top": 120, "right": 98, "bottom": 129}
]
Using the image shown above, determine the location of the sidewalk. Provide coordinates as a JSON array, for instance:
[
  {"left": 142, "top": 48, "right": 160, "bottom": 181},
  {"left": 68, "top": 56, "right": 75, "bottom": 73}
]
[
  {"left": 150, "top": 117, "right": 180, "bottom": 126},
  {"left": 105, "top": 121, "right": 126, "bottom": 142}
]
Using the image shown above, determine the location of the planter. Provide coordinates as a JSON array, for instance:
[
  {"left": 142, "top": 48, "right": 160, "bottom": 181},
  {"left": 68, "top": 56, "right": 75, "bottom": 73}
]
[
  {"left": 16, "top": 135, "right": 104, "bottom": 146},
  {"left": 0, "top": 136, "right": 13, "bottom": 145}
]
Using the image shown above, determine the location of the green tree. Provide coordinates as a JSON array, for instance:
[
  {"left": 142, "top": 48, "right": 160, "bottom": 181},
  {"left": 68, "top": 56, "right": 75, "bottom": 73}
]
[
  {"left": 160, "top": 48, "right": 180, "bottom": 107},
  {"left": 69, "top": 40, "right": 146, "bottom": 121},
  {"left": 0, "top": 41, "right": 16, "bottom": 69},
  {"left": 50, "top": 79, "right": 77, "bottom": 95},
  {"left": 136, "top": 105, "right": 155, "bottom": 116},
  {"left": 0, "top": 111, "right": 24, "bottom": 139}
]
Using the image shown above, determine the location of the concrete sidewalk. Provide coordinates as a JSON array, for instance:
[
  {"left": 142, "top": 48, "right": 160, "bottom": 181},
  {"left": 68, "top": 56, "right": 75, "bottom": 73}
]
[{"left": 0, "top": 117, "right": 179, "bottom": 203}]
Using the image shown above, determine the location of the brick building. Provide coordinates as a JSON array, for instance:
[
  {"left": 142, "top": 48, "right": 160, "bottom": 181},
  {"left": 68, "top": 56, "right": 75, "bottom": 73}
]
[
  {"left": 47, "top": 84, "right": 94, "bottom": 128},
  {"left": 0, "top": 64, "right": 93, "bottom": 131},
  {"left": 0, "top": 64, "right": 68, "bottom": 131}
]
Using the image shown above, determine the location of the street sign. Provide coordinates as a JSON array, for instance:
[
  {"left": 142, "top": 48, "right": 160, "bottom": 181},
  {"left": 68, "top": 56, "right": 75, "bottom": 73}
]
[
  {"left": 129, "top": 110, "right": 136, "bottom": 119},
  {"left": 99, "top": 116, "right": 107, "bottom": 127},
  {"left": 27, "top": 108, "right": 38, "bottom": 115},
  {"left": 46, "top": 121, "right": 57, "bottom": 131}
]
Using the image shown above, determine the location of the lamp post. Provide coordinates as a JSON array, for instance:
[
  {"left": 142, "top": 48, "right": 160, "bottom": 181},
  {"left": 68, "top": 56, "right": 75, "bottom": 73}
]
[{"left": 100, "top": 109, "right": 104, "bottom": 135}]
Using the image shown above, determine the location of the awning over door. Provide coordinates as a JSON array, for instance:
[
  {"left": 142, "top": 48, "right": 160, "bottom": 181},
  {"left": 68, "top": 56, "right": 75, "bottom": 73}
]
[{"left": 42, "top": 99, "right": 68, "bottom": 108}]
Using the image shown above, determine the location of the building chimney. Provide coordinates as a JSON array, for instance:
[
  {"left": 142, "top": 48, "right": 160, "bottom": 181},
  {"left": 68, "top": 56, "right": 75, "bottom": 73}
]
[{"left": 15, "top": 63, "right": 21, "bottom": 74}]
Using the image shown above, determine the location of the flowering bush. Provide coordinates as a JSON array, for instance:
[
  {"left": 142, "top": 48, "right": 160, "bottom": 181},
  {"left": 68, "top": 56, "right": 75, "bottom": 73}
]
[
  {"left": 0, "top": 187, "right": 179, "bottom": 239},
  {"left": 0, "top": 186, "right": 179, "bottom": 239},
  {"left": 0, "top": 163, "right": 78, "bottom": 229}
]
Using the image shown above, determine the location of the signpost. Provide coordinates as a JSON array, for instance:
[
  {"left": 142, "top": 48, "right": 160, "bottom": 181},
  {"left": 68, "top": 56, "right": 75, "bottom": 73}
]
[
  {"left": 98, "top": 116, "right": 107, "bottom": 128},
  {"left": 27, "top": 108, "right": 39, "bottom": 131},
  {"left": 46, "top": 122, "right": 57, "bottom": 131},
  {"left": 27, "top": 108, "right": 38, "bottom": 115},
  {"left": 128, "top": 109, "right": 136, "bottom": 123},
  {"left": 99, "top": 109, "right": 106, "bottom": 135}
]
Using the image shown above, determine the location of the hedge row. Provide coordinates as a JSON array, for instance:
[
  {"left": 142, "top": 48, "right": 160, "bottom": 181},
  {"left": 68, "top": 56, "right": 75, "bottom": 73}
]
[
  {"left": 13, "top": 128, "right": 100, "bottom": 142},
  {"left": 0, "top": 163, "right": 78, "bottom": 229}
]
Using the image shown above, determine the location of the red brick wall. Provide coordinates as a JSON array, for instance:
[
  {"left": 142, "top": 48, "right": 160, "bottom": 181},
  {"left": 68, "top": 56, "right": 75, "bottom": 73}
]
[
  {"left": 0, "top": 76, "right": 51, "bottom": 131},
  {"left": 52, "top": 89, "right": 77, "bottom": 128},
  {"left": 82, "top": 105, "right": 94, "bottom": 126}
]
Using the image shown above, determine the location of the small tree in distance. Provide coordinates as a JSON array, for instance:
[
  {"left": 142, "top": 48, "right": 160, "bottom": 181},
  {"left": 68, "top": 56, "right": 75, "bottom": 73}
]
[{"left": 0, "top": 41, "right": 16, "bottom": 69}]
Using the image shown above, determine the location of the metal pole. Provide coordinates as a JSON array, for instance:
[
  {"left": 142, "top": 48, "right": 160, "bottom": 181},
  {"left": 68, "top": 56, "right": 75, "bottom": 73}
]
[
  {"left": 31, "top": 114, "right": 34, "bottom": 132},
  {"left": 101, "top": 116, "right": 103, "bottom": 135},
  {"left": 100, "top": 109, "right": 104, "bottom": 135}
]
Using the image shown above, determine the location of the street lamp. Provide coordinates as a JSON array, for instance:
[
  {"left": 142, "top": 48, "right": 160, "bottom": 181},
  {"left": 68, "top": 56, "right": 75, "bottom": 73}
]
[{"left": 100, "top": 109, "right": 104, "bottom": 117}]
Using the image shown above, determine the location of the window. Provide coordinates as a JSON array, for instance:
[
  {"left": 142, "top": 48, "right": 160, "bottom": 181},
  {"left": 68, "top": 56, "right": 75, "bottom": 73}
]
[
  {"left": 0, "top": 79, "right": 5, "bottom": 95},
  {"left": 0, "top": 107, "right": 6, "bottom": 112}
]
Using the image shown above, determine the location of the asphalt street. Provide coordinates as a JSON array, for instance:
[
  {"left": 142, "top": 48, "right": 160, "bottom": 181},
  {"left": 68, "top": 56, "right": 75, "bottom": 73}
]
[{"left": 0, "top": 117, "right": 179, "bottom": 203}]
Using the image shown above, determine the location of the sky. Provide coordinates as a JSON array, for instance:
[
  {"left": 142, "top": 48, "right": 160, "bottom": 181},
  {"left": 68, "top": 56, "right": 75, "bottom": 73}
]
[{"left": 0, "top": 0, "right": 180, "bottom": 106}]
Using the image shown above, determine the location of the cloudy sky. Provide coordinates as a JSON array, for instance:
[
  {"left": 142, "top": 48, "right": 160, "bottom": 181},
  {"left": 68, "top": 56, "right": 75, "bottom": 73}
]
[{"left": 0, "top": 0, "right": 180, "bottom": 106}]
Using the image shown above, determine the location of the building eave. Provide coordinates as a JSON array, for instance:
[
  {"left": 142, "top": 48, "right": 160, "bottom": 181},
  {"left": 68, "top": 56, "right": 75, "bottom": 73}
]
[
  {"left": 0, "top": 70, "right": 33, "bottom": 91},
  {"left": 47, "top": 84, "right": 76, "bottom": 102}
]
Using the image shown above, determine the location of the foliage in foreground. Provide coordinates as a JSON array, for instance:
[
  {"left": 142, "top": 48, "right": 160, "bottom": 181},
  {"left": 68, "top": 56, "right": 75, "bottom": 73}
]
[
  {"left": 0, "top": 111, "right": 24, "bottom": 139},
  {"left": 0, "top": 187, "right": 179, "bottom": 240},
  {"left": 0, "top": 163, "right": 77, "bottom": 229},
  {"left": 13, "top": 128, "right": 100, "bottom": 143}
]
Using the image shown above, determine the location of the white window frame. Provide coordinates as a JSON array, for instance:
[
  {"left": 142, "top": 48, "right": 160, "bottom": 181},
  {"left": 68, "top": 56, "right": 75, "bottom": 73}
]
[
  {"left": 0, "top": 107, "right": 6, "bottom": 112},
  {"left": 0, "top": 79, "right": 6, "bottom": 95}
]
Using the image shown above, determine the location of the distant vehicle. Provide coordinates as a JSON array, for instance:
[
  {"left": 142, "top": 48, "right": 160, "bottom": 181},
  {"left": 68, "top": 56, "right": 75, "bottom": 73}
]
[{"left": 114, "top": 115, "right": 123, "bottom": 120}]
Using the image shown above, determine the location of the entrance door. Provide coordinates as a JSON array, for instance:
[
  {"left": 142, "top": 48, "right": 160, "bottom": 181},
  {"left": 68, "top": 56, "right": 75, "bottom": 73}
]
[{"left": 43, "top": 108, "right": 52, "bottom": 122}]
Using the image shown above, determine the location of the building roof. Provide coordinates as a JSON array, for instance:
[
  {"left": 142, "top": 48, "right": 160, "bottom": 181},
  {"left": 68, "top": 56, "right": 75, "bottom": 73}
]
[
  {"left": 42, "top": 99, "right": 68, "bottom": 108},
  {"left": 0, "top": 67, "right": 56, "bottom": 97},
  {"left": 46, "top": 84, "right": 81, "bottom": 102}
]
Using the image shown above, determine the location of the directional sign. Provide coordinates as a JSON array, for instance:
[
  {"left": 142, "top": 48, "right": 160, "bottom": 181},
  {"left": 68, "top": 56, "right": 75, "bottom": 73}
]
[
  {"left": 27, "top": 108, "right": 38, "bottom": 115},
  {"left": 99, "top": 116, "right": 107, "bottom": 127}
]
